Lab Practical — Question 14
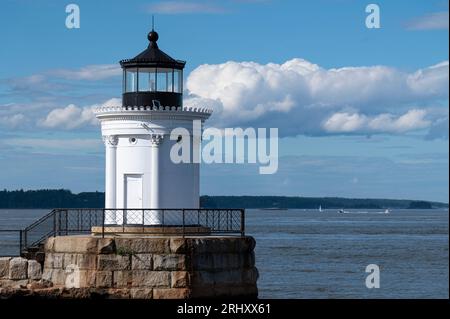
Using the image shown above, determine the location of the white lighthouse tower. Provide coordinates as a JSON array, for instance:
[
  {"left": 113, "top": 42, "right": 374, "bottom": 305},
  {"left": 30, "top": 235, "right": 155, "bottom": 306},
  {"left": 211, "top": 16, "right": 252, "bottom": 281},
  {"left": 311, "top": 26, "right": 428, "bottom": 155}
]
[{"left": 94, "top": 28, "right": 211, "bottom": 225}]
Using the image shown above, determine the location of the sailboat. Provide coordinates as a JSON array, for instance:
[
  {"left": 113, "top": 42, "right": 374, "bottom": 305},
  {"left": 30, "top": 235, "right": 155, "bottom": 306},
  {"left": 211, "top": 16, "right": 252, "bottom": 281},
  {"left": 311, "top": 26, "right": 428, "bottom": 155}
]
[{"left": 319, "top": 205, "right": 323, "bottom": 213}]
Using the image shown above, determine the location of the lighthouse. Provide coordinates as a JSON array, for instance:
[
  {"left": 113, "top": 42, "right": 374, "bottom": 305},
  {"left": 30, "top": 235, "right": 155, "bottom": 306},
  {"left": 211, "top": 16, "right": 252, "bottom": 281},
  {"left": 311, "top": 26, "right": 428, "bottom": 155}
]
[{"left": 94, "top": 28, "right": 211, "bottom": 225}]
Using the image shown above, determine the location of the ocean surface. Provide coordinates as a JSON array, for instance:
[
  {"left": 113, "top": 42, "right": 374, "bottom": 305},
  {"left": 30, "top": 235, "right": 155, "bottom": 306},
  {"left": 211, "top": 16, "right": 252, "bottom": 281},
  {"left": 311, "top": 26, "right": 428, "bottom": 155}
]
[{"left": 0, "top": 208, "right": 448, "bottom": 299}]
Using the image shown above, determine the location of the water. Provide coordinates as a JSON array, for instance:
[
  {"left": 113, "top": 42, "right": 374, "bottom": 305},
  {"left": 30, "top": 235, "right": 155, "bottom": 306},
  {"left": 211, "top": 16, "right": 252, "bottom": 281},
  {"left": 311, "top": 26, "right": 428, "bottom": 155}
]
[{"left": 0, "top": 208, "right": 448, "bottom": 298}]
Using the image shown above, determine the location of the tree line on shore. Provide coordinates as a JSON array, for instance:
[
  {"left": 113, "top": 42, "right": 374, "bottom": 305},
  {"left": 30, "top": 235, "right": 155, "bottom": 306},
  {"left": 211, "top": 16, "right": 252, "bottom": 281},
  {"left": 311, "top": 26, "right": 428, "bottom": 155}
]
[{"left": 0, "top": 189, "right": 446, "bottom": 209}]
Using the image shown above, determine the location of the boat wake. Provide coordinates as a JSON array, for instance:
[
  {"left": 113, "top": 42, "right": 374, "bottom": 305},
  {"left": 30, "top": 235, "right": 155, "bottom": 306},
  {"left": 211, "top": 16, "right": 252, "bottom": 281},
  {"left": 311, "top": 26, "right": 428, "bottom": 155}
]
[{"left": 338, "top": 209, "right": 390, "bottom": 214}]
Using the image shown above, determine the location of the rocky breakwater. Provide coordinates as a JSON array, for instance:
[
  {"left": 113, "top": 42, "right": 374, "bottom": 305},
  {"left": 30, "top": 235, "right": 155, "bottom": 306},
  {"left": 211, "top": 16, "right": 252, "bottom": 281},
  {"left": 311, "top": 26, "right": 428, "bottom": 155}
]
[{"left": 0, "top": 235, "right": 258, "bottom": 299}]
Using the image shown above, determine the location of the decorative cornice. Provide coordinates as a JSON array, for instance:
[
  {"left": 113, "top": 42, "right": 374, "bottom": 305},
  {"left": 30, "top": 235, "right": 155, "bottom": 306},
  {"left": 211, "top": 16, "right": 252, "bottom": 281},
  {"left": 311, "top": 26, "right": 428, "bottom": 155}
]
[
  {"left": 94, "top": 105, "right": 213, "bottom": 114},
  {"left": 103, "top": 135, "right": 118, "bottom": 146},
  {"left": 150, "top": 134, "right": 164, "bottom": 146}
]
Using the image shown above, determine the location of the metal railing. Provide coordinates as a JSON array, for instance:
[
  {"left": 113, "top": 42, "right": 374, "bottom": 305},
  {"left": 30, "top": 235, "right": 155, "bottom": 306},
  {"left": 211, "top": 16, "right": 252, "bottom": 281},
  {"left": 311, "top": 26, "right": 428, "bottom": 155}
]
[
  {"left": 0, "top": 230, "right": 23, "bottom": 257},
  {"left": 0, "top": 208, "right": 245, "bottom": 256}
]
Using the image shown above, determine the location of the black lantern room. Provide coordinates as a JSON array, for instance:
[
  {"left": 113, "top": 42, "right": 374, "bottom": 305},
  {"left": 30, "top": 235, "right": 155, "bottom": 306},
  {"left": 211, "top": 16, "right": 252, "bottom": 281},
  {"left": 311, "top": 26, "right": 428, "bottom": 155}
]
[{"left": 120, "top": 29, "right": 185, "bottom": 108}]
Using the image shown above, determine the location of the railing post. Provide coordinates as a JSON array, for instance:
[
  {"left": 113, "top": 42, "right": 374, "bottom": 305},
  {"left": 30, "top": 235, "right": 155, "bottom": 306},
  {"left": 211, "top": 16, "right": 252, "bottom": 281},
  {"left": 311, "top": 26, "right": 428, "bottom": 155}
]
[
  {"left": 19, "top": 230, "right": 23, "bottom": 256},
  {"left": 78, "top": 209, "right": 81, "bottom": 231},
  {"left": 59, "top": 210, "right": 63, "bottom": 236},
  {"left": 53, "top": 211, "right": 57, "bottom": 237},
  {"left": 142, "top": 209, "right": 145, "bottom": 234},
  {"left": 65, "top": 209, "right": 69, "bottom": 235},
  {"left": 240, "top": 209, "right": 245, "bottom": 237},
  {"left": 162, "top": 209, "right": 165, "bottom": 234},
  {"left": 102, "top": 209, "right": 105, "bottom": 238},
  {"left": 182, "top": 209, "right": 185, "bottom": 238},
  {"left": 24, "top": 229, "right": 28, "bottom": 252},
  {"left": 89, "top": 210, "right": 92, "bottom": 233},
  {"left": 197, "top": 210, "right": 200, "bottom": 226}
]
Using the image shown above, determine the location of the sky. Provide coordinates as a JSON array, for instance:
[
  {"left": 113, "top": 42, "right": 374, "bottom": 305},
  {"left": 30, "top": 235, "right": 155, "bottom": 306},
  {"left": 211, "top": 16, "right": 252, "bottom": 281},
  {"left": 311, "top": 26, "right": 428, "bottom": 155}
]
[{"left": 0, "top": 0, "right": 448, "bottom": 202}]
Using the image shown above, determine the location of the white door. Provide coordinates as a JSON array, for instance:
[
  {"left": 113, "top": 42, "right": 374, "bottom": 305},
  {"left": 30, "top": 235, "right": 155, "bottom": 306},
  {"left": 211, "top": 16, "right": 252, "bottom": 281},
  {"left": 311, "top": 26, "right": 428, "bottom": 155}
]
[
  {"left": 125, "top": 174, "right": 143, "bottom": 208},
  {"left": 124, "top": 174, "right": 143, "bottom": 224}
]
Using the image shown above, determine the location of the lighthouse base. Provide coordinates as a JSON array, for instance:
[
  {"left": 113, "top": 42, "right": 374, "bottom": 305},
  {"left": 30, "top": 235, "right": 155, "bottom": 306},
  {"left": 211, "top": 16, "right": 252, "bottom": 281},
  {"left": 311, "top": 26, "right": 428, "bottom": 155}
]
[
  {"left": 91, "top": 225, "right": 211, "bottom": 236},
  {"left": 26, "top": 235, "right": 258, "bottom": 299}
]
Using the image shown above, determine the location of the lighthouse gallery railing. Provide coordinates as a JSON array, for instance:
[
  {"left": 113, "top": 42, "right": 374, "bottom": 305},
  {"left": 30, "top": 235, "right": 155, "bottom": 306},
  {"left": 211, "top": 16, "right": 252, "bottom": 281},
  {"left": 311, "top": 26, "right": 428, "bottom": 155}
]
[{"left": 13, "top": 208, "right": 245, "bottom": 256}]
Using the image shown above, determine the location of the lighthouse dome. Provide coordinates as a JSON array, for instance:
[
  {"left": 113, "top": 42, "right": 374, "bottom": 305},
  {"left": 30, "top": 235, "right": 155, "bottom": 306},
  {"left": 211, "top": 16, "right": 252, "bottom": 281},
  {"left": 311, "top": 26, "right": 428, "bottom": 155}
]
[{"left": 120, "top": 29, "right": 185, "bottom": 108}]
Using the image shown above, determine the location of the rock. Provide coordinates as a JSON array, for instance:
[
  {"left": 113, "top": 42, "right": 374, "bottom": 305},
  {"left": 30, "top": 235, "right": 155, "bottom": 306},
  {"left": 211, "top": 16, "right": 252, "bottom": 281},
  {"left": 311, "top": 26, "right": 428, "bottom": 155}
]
[
  {"left": 243, "top": 267, "right": 259, "bottom": 284},
  {"left": 95, "top": 271, "right": 113, "bottom": 288},
  {"left": 131, "top": 254, "right": 153, "bottom": 270},
  {"left": 130, "top": 288, "right": 153, "bottom": 299},
  {"left": 243, "top": 251, "right": 255, "bottom": 268},
  {"left": 27, "top": 260, "right": 42, "bottom": 280},
  {"left": 0, "top": 279, "right": 14, "bottom": 288},
  {"left": 171, "top": 271, "right": 190, "bottom": 288},
  {"left": 153, "top": 254, "right": 186, "bottom": 271},
  {"left": 192, "top": 254, "right": 214, "bottom": 270},
  {"left": 0, "top": 257, "right": 11, "bottom": 278},
  {"left": 115, "top": 238, "right": 169, "bottom": 254},
  {"left": 113, "top": 271, "right": 132, "bottom": 288},
  {"left": 191, "top": 271, "right": 215, "bottom": 286},
  {"left": 10, "top": 279, "right": 29, "bottom": 289},
  {"left": 214, "top": 269, "right": 243, "bottom": 285},
  {"left": 44, "top": 237, "right": 55, "bottom": 252},
  {"left": 27, "top": 279, "right": 53, "bottom": 290},
  {"left": 170, "top": 238, "right": 187, "bottom": 253},
  {"left": 239, "top": 236, "right": 256, "bottom": 252},
  {"left": 44, "top": 253, "right": 64, "bottom": 269},
  {"left": 9, "top": 257, "right": 28, "bottom": 280},
  {"left": 106, "top": 288, "right": 130, "bottom": 299},
  {"left": 62, "top": 253, "right": 77, "bottom": 268},
  {"left": 63, "top": 253, "right": 96, "bottom": 270},
  {"left": 61, "top": 287, "right": 95, "bottom": 299},
  {"left": 42, "top": 268, "right": 65, "bottom": 286},
  {"left": 132, "top": 271, "right": 170, "bottom": 288},
  {"left": 97, "top": 255, "right": 130, "bottom": 271},
  {"left": 33, "top": 287, "right": 65, "bottom": 298},
  {"left": 97, "top": 238, "right": 115, "bottom": 254},
  {"left": 212, "top": 253, "right": 243, "bottom": 270},
  {"left": 153, "top": 288, "right": 190, "bottom": 299},
  {"left": 0, "top": 235, "right": 259, "bottom": 298},
  {"left": 53, "top": 236, "right": 98, "bottom": 254},
  {"left": 77, "top": 270, "right": 96, "bottom": 288}
]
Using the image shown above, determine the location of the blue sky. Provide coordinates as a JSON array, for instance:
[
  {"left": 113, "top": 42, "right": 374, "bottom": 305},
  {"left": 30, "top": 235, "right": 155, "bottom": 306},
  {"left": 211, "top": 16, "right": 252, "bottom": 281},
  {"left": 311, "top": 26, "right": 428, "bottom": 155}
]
[{"left": 0, "top": 0, "right": 448, "bottom": 202}]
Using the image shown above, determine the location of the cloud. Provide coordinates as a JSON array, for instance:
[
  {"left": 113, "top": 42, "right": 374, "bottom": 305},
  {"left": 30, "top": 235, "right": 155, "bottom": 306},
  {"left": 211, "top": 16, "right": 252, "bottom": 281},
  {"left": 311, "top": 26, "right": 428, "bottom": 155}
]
[
  {"left": 185, "top": 58, "right": 449, "bottom": 137},
  {"left": 0, "top": 113, "right": 27, "bottom": 128},
  {"left": 426, "top": 117, "right": 449, "bottom": 140},
  {"left": 3, "top": 75, "right": 69, "bottom": 94},
  {"left": 1, "top": 65, "right": 121, "bottom": 96},
  {"left": 147, "top": 1, "right": 226, "bottom": 14},
  {"left": 323, "top": 109, "right": 431, "bottom": 134},
  {"left": 38, "top": 98, "right": 120, "bottom": 129},
  {"left": 3, "top": 59, "right": 449, "bottom": 139},
  {"left": 406, "top": 11, "right": 449, "bottom": 30},
  {"left": 2, "top": 138, "right": 102, "bottom": 151},
  {"left": 49, "top": 64, "right": 121, "bottom": 81}
]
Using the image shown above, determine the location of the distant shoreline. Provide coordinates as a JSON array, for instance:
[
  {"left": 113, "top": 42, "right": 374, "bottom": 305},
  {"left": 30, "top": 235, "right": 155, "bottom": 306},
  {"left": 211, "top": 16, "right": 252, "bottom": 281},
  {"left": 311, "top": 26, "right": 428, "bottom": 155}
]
[{"left": 0, "top": 189, "right": 447, "bottom": 210}]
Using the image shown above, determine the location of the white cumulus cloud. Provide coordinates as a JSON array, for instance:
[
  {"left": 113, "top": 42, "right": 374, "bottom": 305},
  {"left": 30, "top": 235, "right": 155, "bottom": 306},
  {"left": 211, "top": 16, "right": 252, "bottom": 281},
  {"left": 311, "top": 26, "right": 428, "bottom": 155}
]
[
  {"left": 49, "top": 64, "right": 121, "bottom": 81},
  {"left": 0, "top": 113, "right": 27, "bottom": 128},
  {"left": 186, "top": 58, "right": 449, "bottom": 137},
  {"left": 39, "top": 98, "right": 120, "bottom": 129},
  {"left": 406, "top": 11, "right": 449, "bottom": 30},
  {"left": 323, "top": 109, "right": 431, "bottom": 134}
]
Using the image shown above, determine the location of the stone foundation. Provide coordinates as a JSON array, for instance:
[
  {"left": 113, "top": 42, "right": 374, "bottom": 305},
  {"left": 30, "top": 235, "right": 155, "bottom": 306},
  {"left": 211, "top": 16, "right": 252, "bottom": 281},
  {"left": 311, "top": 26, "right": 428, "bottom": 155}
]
[
  {"left": 0, "top": 235, "right": 258, "bottom": 299},
  {"left": 0, "top": 257, "right": 43, "bottom": 290}
]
